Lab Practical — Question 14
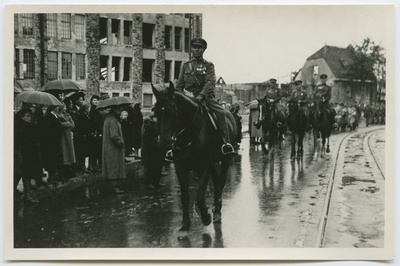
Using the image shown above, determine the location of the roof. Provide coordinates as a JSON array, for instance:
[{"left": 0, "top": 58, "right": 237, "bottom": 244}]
[{"left": 307, "top": 45, "right": 374, "bottom": 80}]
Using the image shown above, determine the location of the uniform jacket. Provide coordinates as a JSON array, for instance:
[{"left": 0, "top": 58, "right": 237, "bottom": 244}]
[
  {"left": 265, "top": 86, "right": 282, "bottom": 102},
  {"left": 290, "top": 87, "right": 308, "bottom": 104},
  {"left": 315, "top": 84, "right": 332, "bottom": 101},
  {"left": 175, "top": 58, "right": 216, "bottom": 98}
]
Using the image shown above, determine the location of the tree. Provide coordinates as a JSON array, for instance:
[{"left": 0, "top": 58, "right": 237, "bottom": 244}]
[{"left": 347, "top": 38, "right": 386, "bottom": 102}]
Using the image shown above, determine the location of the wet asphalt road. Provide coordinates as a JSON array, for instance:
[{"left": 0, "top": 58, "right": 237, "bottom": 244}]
[{"left": 14, "top": 127, "right": 382, "bottom": 248}]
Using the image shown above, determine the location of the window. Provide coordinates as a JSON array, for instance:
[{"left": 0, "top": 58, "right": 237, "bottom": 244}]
[
  {"left": 76, "top": 54, "right": 85, "bottom": 80},
  {"left": 48, "top": 52, "right": 58, "bottom": 80},
  {"left": 143, "top": 93, "right": 153, "bottom": 107},
  {"left": 23, "top": 50, "right": 35, "bottom": 78},
  {"left": 15, "top": 49, "right": 20, "bottom": 77},
  {"left": 111, "top": 57, "right": 121, "bottom": 81},
  {"left": 100, "top": 18, "right": 108, "bottom": 44},
  {"left": 62, "top": 53, "right": 72, "bottom": 79},
  {"left": 174, "top": 61, "right": 182, "bottom": 80},
  {"left": 142, "top": 59, "right": 154, "bottom": 82},
  {"left": 112, "top": 92, "right": 120, "bottom": 97},
  {"left": 100, "top": 55, "right": 108, "bottom": 80},
  {"left": 111, "top": 19, "right": 120, "bottom": 44},
  {"left": 164, "top": 60, "right": 172, "bottom": 83},
  {"left": 14, "top": 14, "right": 18, "bottom": 34},
  {"left": 75, "top": 14, "right": 85, "bottom": 41},
  {"left": 143, "top": 23, "right": 155, "bottom": 48},
  {"left": 165, "top": 26, "right": 172, "bottom": 49},
  {"left": 346, "top": 85, "right": 352, "bottom": 98},
  {"left": 21, "top": 14, "right": 34, "bottom": 36},
  {"left": 184, "top": 28, "right": 190, "bottom": 52},
  {"left": 313, "top": 65, "right": 319, "bottom": 76},
  {"left": 123, "top": 57, "right": 132, "bottom": 81},
  {"left": 47, "top": 14, "right": 57, "bottom": 38},
  {"left": 123, "top": 93, "right": 130, "bottom": 98},
  {"left": 175, "top": 27, "right": 182, "bottom": 50},
  {"left": 61, "top": 14, "right": 71, "bottom": 39},
  {"left": 124, "top": 20, "right": 132, "bottom": 45}
]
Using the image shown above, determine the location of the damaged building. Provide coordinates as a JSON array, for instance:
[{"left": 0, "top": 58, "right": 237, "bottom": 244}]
[{"left": 14, "top": 13, "right": 202, "bottom": 109}]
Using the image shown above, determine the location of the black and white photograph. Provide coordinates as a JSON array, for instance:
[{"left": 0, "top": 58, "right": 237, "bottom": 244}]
[{"left": 4, "top": 4, "right": 395, "bottom": 262}]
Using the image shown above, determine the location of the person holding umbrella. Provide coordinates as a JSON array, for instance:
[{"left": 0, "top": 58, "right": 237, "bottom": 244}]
[{"left": 99, "top": 96, "right": 132, "bottom": 194}]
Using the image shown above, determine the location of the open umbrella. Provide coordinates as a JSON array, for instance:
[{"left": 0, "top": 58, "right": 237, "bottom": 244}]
[
  {"left": 15, "top": 91, "right": 62, "bottom": 106},
  {"left": 41, "top": 79, "right": 85, "bottom": 93},
  {"left": 96, "top": 96, "right": 133, "bottom": 110}
]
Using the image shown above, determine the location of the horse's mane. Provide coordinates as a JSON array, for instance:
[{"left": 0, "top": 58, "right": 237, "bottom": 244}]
[{"left": 174, "top": 90, "right": 199, "bottom": 109}]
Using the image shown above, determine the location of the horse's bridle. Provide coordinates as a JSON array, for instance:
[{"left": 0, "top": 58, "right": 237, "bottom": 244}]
[{"left": 170, "top": 94, "right": 201, "bottom": 151}]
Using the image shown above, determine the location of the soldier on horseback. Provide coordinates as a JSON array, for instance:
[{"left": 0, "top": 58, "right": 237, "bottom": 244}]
[
  {"left": 288, "top": 80, "right": 311, "bottom": 131},
  {"left": 175, "top": 37, "right": 235, "bottom": 155},
  {"left": 314, "top": 74, "right": 338, "bottom": 130}
]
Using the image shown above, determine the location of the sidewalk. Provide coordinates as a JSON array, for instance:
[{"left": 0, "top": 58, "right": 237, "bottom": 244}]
[
  {"left": 16, "top": 159, "right": 143, "bottom": 201},
  {"left": 17, "top": 119, "right": 251, "bottom": 201}
]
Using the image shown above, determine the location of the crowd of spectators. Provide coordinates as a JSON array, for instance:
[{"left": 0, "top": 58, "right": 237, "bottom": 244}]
[
  {"left": 13, "top": 92, "right": 146, "bottom": 202},
  {"left": 14, "top": 91, "right": 246, "bottom": 202}
]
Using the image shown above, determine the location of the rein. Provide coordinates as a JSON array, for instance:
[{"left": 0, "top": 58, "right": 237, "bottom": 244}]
[{"left": 171, "top": 95, "right": 201, "bottom": 151}]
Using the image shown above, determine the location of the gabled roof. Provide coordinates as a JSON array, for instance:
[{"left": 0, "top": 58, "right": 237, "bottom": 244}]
[
  {"left": 307, "top": 45, "right": 375, "bottom": 80},
  {"left": 307, "top": 45, "right": 354, "bottom": 79}
]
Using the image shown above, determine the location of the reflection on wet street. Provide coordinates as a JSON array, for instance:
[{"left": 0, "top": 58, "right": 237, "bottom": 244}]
[{"left": 15, "top": 133, "right": 331, "bottom": 248}]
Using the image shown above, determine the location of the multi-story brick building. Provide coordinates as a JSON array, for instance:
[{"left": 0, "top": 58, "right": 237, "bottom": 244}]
[{"left": 14, "top": 13, "right": 202, "bottom": 109}]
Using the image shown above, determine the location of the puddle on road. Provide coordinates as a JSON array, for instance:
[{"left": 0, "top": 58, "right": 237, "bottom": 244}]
[{"left": 342, "top": 176, "right": 376, "bottom": 186}]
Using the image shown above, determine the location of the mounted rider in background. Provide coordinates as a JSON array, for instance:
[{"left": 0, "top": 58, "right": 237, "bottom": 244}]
[
  {"left": 288, "top": 80, "right": 311, "bottom": 131},
  {"left": 314, "top": 74, "right": 338, "bottom": 130}
]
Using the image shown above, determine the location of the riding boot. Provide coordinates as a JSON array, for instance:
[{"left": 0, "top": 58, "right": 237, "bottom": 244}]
[{"left": 216, "top": 112, "right": 235, "bottom": 155}]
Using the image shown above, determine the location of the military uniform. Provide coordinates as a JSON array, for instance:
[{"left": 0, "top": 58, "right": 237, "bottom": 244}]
[
  {"left": 175, "top": 58, "right": 231, "bottom": 143},
  {"left": 314, "top": 83, "right": 336, "bottom": 125},
  {"left": 263, "top": 84, "right": 285, "bottom": 122},
  {"left": 288, "top": 84, "right": 309, "bottom": 128}
]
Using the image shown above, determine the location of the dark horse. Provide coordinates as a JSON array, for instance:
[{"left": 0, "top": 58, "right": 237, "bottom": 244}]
[
  {"left": 288, "top": 102, "right": 308, "bottom": 159},
  {"left": 312, "top": 99, "right": 332, "bottom": 160},
  {"left": 151, "top": 82, "right": 237, "bottom": 239},
  {"left": 257, "top": 98, "right": 286, "bottom": 155}
]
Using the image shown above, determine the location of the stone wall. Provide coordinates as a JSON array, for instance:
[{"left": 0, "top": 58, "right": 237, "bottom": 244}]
[
  {"left": 86, "top": 14, "right": 101, "bottom": 99},
  {"left": 131, "top": 14, "right": 143, "bottom": 102},
  {"left": 154, "top": 14, "right": 165, "bottom": 86}
]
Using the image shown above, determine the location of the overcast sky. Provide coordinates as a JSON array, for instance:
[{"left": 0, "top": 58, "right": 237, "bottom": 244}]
[{"left": 201, "top": 5, "right": 393, "bottom": 84}]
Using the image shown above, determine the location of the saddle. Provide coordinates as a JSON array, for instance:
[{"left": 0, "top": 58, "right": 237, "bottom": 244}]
[{"left": 201, "top": 104, "right": 218, "bottom": 130}]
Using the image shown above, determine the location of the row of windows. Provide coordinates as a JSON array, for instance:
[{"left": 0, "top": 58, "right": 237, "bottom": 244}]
[
  {"left": 14, "top": 14, "right": 85, "bottom": 40},
  {"left": 15, "top": 49, "right": 85, "bottom": 80}
]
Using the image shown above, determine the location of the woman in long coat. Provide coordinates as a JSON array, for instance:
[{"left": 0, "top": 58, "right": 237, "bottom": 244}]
[
  {"left": 58, "top": 104, "right": 76, "bottom": 179},
  {"left": 102, "top": 105, "right": 126, "bottom": 193}
]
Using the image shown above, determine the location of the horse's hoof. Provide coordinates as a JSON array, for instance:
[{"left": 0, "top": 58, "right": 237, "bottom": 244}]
[
  {"left": 178, "top": 230, "right": 188, "bottom": 240},
  {"left": 195, "top": 204, "right": 212, "bottom": 226},
  {"left": 213, "top": 212, "right": 222, "bottom": 223}
]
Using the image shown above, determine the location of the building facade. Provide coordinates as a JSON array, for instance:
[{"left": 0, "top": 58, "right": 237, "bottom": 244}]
[
  {"left": 296, "top": 45, "right": 377, "bottom": 105},
  {"left": 14, "top": 13, "right": 202, "bottom": 108}
]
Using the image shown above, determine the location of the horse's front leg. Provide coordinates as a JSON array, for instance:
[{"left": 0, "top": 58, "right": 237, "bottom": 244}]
[
  {"left": 212, "top": 158, "right": 230, "bottom": 223},
  {"left": 321, "top": 137, "right": 326, "bottom": 158},
  {"left": 290, "top": 131, "right": 296, "bottom": 159},
  {"left": 326, "top": 136, "right": 330, "bottom": 153},
  {"left": 195, "top": 167, "right": 212, "bottom": 226},
  {"left": 175, "top": 164, "right": 191, "bottom": 239},
  {"left": 297, "top": 131, "right": 304, "bottom": 158}
]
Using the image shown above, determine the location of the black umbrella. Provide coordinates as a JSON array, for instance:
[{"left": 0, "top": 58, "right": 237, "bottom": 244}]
[
  {"left": 96, "top": 96, "right": 133, "bottom": 110},
  {"left": 41, "top": 79, "right": 85, "bottom": 93}
]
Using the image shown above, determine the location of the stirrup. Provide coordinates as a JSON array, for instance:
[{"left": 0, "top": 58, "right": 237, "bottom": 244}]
[
  {"left": 165, "top": 149, "right": 174, "bottom": 162},
  {"left": 221, "top": 143, "right": 235, "bottom": 155}
]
